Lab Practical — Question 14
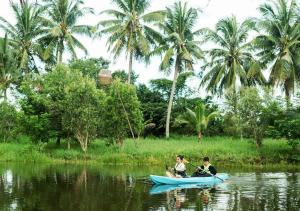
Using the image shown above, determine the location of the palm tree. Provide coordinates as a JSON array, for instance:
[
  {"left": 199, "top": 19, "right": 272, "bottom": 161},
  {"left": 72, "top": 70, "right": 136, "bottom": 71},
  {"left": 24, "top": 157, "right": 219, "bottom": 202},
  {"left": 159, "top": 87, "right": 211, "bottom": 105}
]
[
  {"left": 152, "top": 1, "right": 203, "bottom": 138},
  {"left": 97, "top": 0, "right": 165, "bottom": 84},
  {"left": 200, "top": 16, "right": 266, "bottom": 95},
  {"left": 0, "top": 0, "right": 45, "bottom": 73},
  {"left": 41, "top": 0, "right": 94, "bottom": 64},
  {"left": 0, "top": 34, "right": 17, "bottom": 101},
  {"left": 255, "top": 0, "right": 300, "bottom": 105},
  {"left": 175, "top": 103, "right": 218, "bottom": 142}
]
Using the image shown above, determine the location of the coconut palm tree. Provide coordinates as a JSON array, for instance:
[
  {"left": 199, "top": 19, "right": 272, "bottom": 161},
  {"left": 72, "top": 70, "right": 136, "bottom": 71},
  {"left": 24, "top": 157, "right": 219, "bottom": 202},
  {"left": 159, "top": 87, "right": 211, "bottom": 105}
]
[
  {"left": 97, "top": 0, "right": 165, "bottom": 84},
  {"left": 200, "top": 16, "right": 266, "bottom": 95},
  {"left": 0, "top": 34, "right": 17, "bottom": 101},
  {"left": 151, "top": 1, "right": 203, "bottom": 138},
  {"left": 40, "top": 0, "right": 94, "bottom": 64},
  {"left": 254, "top": 0, "right": 300, "bottom": 105},
  {"left": 0, "top": 0, "right": 45, "bottom": 73},
  {"left": 176, "top": 103, "right": 218, "bottom": 142}
]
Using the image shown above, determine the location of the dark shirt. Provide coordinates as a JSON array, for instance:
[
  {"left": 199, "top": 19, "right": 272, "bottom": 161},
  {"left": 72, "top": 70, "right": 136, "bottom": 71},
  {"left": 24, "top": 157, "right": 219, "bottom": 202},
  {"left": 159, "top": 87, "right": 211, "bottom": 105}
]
[{"left": 199, "top": 165, "right": 217, "bottom": 175}]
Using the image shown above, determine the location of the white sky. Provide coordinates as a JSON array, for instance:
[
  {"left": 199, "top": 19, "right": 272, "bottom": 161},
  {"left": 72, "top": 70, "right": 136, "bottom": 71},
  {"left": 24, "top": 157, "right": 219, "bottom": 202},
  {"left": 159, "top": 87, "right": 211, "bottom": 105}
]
[{"left": 2, "top": 0, "right": 282, "bottom": 101}]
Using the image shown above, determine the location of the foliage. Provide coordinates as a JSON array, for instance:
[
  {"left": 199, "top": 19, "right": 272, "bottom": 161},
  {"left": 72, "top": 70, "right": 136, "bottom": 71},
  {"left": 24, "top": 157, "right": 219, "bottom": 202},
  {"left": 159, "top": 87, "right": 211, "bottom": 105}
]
[
  {"left": 237, "top": 87, "right": 266, "bottom": 148},
  {"left": 175, "top": 103, "right": 218, "bottom": 141},
  {"left": 97, "top": 0, "right": 165, "bottom": 83},
  {"left": 149, "top": 72, "right": 193, "bottom": 100},
  {"left": 103, "top": 80, "right": 143, "bottom": 145},
  {"left": 0, "top": 102, "right": 18, "bottom": 142},
  {"left": 0, "top": 34, "right": 18, "bottom": 101},
  {"left": 69, "top": 57, "right": 110, "bottom": 84},
  {"left": 112, "top": 70, "right": 139, "bottom": 84},
  {"left": 40, "top": 0, "right": 94, "bottom": 64},
  {"left": 254, "top": 0, "right": 300, "bottom": 102},
  {"left": 201, "top": 16, "right": 265, "bottom": 95},
  {"left": 0, "top": 0, "right": 45, "bottom": 72},
  {"left": 62, "top": 74, "right": 106, "bottom": 152}
]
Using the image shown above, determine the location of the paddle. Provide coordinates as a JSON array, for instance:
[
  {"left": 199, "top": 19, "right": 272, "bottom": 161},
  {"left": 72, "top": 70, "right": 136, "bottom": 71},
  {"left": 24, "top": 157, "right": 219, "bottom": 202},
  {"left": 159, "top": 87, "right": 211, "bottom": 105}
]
[{"left": 184, "top": 160, "right": 224, "bottom": 182}]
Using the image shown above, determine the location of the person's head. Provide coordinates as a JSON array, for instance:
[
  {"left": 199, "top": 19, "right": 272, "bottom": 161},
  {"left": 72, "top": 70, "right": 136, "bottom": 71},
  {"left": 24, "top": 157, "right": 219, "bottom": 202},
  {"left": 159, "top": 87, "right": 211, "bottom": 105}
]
[
  {"left": 203, "top": 157, "right": 210, "bottom": 166},
  {"left": 176, "top": 155, "right": 184, "bottom": 163}
]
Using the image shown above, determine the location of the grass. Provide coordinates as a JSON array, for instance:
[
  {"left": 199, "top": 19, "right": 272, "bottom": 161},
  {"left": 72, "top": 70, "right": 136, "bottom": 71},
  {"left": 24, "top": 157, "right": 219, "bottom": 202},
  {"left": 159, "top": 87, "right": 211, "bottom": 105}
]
[{"left": 0, "top": 136, "right": 299, "bottom": 167}]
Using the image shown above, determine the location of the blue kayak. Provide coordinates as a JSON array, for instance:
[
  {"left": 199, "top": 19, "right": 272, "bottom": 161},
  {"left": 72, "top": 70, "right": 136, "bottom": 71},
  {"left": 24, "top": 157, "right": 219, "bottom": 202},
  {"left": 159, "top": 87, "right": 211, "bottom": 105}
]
[{"left": 150, "top": 173, "right": 229, "bottom": 185}]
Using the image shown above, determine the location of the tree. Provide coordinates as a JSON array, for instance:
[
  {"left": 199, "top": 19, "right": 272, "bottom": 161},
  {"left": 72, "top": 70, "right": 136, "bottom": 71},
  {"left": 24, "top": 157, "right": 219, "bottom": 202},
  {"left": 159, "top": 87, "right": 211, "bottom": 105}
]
[
  {"left": 112, "top": 70, "right": 138, "bottom": 84},
  {"left": 97, "top": 0, "right": 165, "bottom": 84},
  {"left": 151, "top": 1, "right": 203, "bottom": 138},
  {"left": 254, "top": 0, "right": 300, "bottom": 105},
  {"left": 149, "top": 72, "right": 193, "bottom": 101},
  {"left": 0, "top": 102, "right": 18, "bottom": 142},
  {"left": 238, "top": 87, "right": 266, "bottom": 148},
  {"left": 41, "top": 0, "right": 94, "bottom": 64},
  {"left": 62, "top": 75, "right": 106, "bottom": 152},
  {"left": 0, "top": 34, "right": 17, "bottom": 101},
  {"left": 201, "top": 16, "right": 265, "bottom": 95},
  {"left": 69, "top": 57, "right": 110, "bottom": 83},
  {"left": 175, "top": 103, "right": 218, "bottom": 142},
  {"left": 0, "top": 0, "right": 45, "bottom": 72},
  {"left": 103, "top": 80, "right": 143, "bottom": 146}
]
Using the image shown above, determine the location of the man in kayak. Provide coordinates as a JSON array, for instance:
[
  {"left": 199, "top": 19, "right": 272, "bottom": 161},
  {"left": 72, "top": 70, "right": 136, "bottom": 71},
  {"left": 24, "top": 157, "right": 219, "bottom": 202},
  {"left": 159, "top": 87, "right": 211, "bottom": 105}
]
[
  {"left": 166, "top": 155, "right": 187, "bottom": 178},
  {"left": 191, "top": 157, "right": 217, "bottom": 177}
]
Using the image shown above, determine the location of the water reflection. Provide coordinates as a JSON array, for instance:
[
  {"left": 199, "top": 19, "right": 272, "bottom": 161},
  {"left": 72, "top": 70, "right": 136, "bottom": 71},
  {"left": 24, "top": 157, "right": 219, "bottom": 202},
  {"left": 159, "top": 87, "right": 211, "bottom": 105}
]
[{"left": 0, "top": 164, "right": 299, "bottom": 211}]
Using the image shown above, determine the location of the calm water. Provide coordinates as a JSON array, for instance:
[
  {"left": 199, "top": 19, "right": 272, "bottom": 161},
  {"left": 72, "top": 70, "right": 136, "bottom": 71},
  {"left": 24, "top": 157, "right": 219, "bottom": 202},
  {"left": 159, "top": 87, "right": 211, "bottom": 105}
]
[{"left": 0, "top": 164, "right": 299, "bottom": 211}]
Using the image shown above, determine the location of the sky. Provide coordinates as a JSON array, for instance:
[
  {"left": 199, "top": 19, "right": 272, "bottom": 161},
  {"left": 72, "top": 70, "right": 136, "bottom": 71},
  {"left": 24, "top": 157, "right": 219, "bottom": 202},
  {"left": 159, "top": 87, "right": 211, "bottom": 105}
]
[{"left": 0, "top": 0, "right": 266, "bottom": 98}]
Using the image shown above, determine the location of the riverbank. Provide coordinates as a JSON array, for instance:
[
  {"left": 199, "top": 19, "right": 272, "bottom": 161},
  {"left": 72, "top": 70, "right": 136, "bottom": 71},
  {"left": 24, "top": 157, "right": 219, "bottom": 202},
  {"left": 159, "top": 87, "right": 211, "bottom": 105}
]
[{"left": 0, "top": 136, "right": 299, "bottom": 166}]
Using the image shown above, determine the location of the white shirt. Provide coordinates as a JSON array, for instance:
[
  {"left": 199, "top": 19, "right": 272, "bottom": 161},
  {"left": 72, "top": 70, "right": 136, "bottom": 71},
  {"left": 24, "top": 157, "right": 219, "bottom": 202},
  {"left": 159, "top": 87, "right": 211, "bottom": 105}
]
[{"left": 175, "top": 163, "right": 186, "bottom": 172}]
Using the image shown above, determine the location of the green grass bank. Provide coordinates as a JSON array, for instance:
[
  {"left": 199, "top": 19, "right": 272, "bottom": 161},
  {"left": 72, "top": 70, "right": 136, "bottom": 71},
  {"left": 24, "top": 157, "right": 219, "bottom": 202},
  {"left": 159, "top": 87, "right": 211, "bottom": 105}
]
[{"left": 0, "top": 136, "right": 299, "bottom": 166}]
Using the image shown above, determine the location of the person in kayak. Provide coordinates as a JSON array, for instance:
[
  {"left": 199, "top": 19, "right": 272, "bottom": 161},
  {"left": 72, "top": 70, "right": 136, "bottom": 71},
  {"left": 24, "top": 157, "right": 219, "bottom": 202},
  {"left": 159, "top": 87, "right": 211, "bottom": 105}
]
[
  {"left": 166, "top": 155, "right": 187, "bottom": 178},
  {"left": 191, "top": 157, "right": 217, "bottom": 177}
]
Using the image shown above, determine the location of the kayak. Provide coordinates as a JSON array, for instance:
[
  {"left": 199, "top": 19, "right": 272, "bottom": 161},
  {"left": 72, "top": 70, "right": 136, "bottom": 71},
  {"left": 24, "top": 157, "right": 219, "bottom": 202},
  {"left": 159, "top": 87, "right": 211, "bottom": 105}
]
[{"left": 149, "top": 173, "right": 229, "bottom": 185}]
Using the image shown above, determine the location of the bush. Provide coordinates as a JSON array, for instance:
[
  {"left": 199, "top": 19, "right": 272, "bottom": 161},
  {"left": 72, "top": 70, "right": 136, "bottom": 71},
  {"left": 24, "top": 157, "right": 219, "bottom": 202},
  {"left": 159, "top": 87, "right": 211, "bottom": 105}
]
[{"left": 0, "top": 102, "right": 18, "bottom": 142}]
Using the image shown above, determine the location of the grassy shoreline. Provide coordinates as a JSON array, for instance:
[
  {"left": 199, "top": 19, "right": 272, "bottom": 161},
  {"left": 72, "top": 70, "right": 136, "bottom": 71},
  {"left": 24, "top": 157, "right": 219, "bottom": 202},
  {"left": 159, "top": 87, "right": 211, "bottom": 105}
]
[{"left": 0, "top": 136, "right": 299, "bottom": 167}]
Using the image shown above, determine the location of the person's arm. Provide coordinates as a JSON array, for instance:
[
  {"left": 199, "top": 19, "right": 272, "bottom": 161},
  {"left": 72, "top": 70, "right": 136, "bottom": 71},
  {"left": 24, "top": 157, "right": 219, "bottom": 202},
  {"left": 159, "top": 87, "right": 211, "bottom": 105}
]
[{"left": 209, "top": 166, "right": 217, "bottom": 175}]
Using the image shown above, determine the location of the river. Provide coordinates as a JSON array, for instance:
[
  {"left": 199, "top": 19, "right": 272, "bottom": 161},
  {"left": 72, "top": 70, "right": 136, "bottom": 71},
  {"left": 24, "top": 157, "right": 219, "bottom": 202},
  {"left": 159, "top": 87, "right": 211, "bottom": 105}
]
[{"left": 0, "top": 164, "right": 299, "bottom": 210}]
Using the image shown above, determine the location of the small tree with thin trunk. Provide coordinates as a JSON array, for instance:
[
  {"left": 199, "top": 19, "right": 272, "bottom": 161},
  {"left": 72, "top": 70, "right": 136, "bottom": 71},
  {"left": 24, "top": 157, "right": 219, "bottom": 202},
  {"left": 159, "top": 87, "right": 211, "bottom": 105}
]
[{"left": 62, "top": 74, "right": 106, "bottom": 153}]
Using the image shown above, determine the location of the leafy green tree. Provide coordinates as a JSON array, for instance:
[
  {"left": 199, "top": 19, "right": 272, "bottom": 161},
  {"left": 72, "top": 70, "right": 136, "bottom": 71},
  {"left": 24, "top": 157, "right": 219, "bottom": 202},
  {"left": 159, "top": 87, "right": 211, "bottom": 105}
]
[
  {"left": 69, "top": 57, "right": 110, "bottom": 83},
  {"left": 175, "top": 103, "right": 218, "bottom": 142},
  {"left": 112, "top": 70, "right": 138, "bottom": 84},
  {"left": 103, "top": 80, "right": 143, "bottom": 145},
  {"left": 62, "top": 75, "right": 106, "bottom": 152},
  {"left": 0, "top": 0, "right": 45, "bottom": 72},
  {"left": 201, "top": 16, "right": 265, "bottom": 95},
  {"left": 255, "top": 0, "right": 300, "bottom": 105},
  {"left": 149, "top": 72, "right": 193, "bottom": 100},
  {"left": 97, "top": 0, "right": 165, "bottom": 84},
  {"left": 151, "top": 1, "right": 203, "bottom": 138},
  {"left": 41, "top": 0, "right": 94, "bottom": 64},
  {"left": 238, "top": 87, "right": 266, "bottom": 148},
  {"left": 0, "top": 34, "right": 17, "bottom": 101},
  {"left": 0, "top": 102, "right": 18, "bottom": 142}
]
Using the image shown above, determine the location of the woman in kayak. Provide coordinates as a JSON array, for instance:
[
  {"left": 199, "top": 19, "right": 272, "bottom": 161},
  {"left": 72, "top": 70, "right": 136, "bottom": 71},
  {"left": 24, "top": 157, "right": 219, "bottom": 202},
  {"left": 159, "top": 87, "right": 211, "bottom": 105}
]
[
  {"left": 166, "top": 155, "right": 187, "bottom": 178},
  {"left": 191, "top": 156, "right": 217, "bottom": 177}
]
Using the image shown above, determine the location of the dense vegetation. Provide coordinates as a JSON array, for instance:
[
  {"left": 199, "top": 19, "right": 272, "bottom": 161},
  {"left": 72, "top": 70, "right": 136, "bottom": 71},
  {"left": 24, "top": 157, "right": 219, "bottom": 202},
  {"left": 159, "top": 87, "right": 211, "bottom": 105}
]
[{"left": 0, "top": 0, "right": 299, "bottom": 164}]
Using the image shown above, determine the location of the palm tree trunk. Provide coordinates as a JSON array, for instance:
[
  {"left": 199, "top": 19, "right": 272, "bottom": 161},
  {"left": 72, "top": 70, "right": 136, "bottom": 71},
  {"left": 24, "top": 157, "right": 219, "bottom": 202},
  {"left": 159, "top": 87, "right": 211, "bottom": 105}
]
[
  {"left": 284, "top": 81, "right": 291, "bottom": 109},
  {"left": 128, "top": 51, "right": 133, "bottom": 84},
  {"left": 3, "top": 88, "right": 7, "bottom": 102},
  {"left": 57, "top": 40, "right": 63, "bottom": 64},
  {"left": 198, "top": 131, "right": 202, "bottom": 142},
  {"left": 166, "top": 58, "right": 180, "bottom": 138}
]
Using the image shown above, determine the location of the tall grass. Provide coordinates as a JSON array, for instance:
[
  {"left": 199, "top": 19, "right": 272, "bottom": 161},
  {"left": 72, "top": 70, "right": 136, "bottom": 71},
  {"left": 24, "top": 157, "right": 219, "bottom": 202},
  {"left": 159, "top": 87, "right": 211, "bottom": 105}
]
[{"left": 0, "top": 136, "right": 298, "bottom": 166}]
